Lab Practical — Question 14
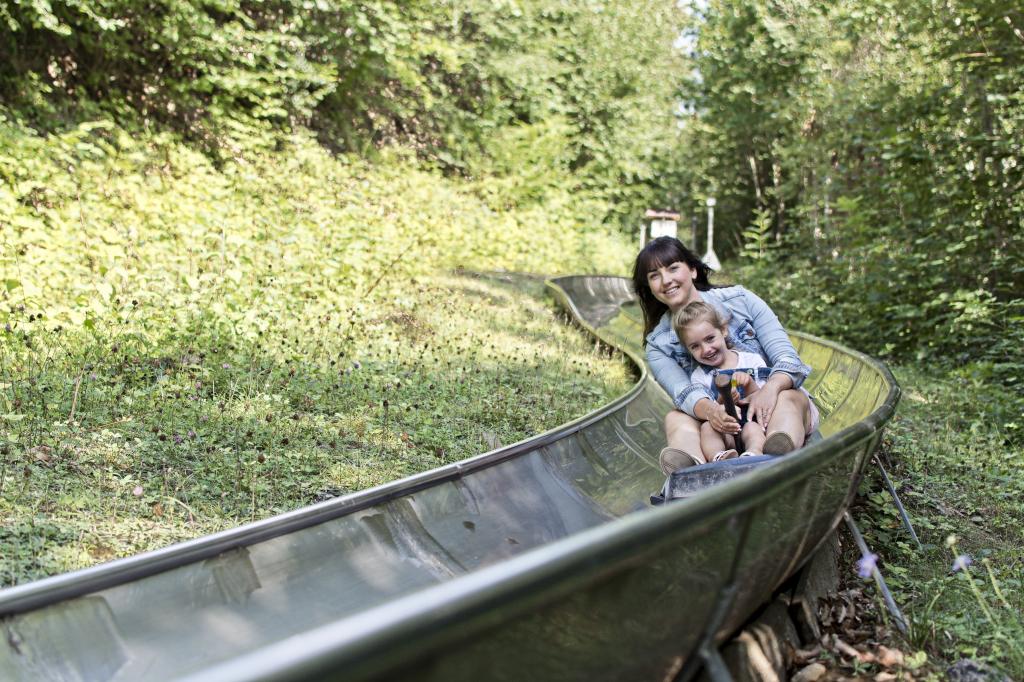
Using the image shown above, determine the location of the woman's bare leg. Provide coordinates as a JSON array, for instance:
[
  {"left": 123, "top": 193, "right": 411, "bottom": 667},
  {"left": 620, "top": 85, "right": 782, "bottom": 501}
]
[
  {"left": 763, "top": 389, "right": 812, "bottom": 454},
  {"left": 661, "top": 410, "right": 704, "bottom": 474}
]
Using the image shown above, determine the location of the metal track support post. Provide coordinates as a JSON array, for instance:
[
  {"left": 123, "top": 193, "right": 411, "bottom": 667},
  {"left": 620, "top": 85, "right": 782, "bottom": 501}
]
[
  {"left": 873, "top": 456, "right": 923, "bottom": 550},
  {"left": 843, "top": 512, "right": 909, "bottom": 635}
]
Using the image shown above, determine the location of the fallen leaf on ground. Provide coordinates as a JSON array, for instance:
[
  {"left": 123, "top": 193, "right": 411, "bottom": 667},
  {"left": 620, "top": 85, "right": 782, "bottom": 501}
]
[
  {"left": 30, "top": 444, "right": 54, "bottom": 464},
  {"left": 791, "top": 662, "right": 827, "bottom": 682},
  {"left": 833, "top": 636, "right": 875, "bottom": 663},
  {"left": 877, "top": 646, "right": 904, "bottom": 668}
]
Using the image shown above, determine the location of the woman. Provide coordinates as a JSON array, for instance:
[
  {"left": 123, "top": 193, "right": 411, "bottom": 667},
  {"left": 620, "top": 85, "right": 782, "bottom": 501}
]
[{"left": 631, "top": 237, "right": 816, "bottom": 474}]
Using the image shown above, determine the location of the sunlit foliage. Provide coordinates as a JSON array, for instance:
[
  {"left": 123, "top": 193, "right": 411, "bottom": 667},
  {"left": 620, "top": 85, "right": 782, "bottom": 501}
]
[{"left": 0, "top": 0, "right": 687, "bottom": 228}]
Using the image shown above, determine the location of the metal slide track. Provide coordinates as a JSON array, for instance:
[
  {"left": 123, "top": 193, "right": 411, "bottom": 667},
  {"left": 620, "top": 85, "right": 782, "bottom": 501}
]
[{"left": 0, "top": 275, "right": 900, "bottom": 681}]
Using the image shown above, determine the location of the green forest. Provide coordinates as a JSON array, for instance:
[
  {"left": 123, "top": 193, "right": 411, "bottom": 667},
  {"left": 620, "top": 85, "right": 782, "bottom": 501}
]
[{"left": 1, "top": 0, "right": 1022, "bottom": 677}]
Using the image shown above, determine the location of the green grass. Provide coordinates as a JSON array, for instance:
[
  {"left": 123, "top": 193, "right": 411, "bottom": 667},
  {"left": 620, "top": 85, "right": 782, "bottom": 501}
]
[
  {"left": 854, "top": 364, "right": 1024, "bottom": 677},
  {"left": 0, "top": 271, "right": 634, "bottom": 585},
  {"left": 0, "top": 115, "right": 636, "bottom": 586}
]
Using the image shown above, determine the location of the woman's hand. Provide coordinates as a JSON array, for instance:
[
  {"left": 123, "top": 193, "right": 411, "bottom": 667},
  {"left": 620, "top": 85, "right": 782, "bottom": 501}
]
[
  {"left": 705, "top": 401, "right": 741, "bottom": 435},
  {"left": 746, "top": 380, "right": 782, "bottom": 430}
]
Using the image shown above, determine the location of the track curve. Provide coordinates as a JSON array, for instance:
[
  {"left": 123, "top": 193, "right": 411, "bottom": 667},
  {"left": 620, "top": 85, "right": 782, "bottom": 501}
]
[{"left": 0, "top": 275, "right": 899, "bottom": 681}]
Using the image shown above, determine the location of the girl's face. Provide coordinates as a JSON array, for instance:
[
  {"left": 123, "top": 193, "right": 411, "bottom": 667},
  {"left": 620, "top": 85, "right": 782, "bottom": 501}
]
[
  {"left": 646, "top": 260, "right": 699, "bottom": 312},
  {"left": 681, "top": 320, "right": 729, "bottom": 367}
]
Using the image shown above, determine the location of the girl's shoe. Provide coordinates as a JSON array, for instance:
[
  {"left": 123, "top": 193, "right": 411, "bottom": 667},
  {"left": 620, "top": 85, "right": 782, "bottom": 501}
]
[
  {"left": 712, "top": 449, "right": 738, "bottom": 462},
  {"left": 739, "top": 451, "right": 761, "bottom": 457}
]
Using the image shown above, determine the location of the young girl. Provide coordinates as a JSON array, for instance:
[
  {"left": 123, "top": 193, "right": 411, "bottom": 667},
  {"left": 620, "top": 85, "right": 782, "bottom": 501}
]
[{"left": 672, "top": 301, "right": 771, "bottom": 462}]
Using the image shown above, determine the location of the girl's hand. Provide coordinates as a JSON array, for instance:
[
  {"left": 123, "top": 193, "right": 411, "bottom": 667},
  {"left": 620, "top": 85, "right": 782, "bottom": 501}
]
[
  {"left": 707, "top": 402, "right": 741, "bottom": 435},
  {"left": 734, "top": 373, "right": 756, "bottom": 406}
]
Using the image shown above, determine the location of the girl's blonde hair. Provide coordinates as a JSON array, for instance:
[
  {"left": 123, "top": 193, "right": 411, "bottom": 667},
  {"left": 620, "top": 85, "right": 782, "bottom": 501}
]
[{"left": 672, "top": 301, "right": 732, "bottom": 346}]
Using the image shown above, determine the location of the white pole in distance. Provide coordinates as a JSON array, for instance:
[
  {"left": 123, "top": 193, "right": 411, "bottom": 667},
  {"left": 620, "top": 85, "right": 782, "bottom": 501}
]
[{"left": 703, "top": 197, "right": 721, "bottom": 270}]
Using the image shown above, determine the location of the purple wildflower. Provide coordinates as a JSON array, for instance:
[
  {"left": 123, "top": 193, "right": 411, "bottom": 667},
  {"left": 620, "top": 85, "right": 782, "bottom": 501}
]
[
  {"left": 173, "top": 434, "right": 183, "bottom": 444},
  {"left": 856, "top": 552, "right": 879, "bottom": 578},
  {"left": 222, "top": 362, "right": 230, "bottom": 369},
  {"left": 952, "top": 554, "right": 973, "bottom": 572}
]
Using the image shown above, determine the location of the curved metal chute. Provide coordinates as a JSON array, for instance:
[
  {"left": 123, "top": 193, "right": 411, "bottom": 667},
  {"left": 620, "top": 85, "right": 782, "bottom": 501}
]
[{"left": 0, "top": 275, "right": 899, "bottom": 681}]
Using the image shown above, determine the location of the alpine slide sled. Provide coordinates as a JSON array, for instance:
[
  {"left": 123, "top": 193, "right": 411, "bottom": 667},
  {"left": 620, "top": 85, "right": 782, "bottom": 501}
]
[{"left": 0, "top": 275, "right": 900, "bottom": 681}]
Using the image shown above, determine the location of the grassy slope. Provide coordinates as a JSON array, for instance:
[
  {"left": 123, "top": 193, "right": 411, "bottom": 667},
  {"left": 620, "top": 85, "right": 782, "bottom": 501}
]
[
  {"left": 0, "top": 119, "right": 635, "bottom": 585},
  {"left": 856, "top": 365, "right": 1024, "bottom": 675},
  {"left": 792, "top": 364, "right": 1024, "bottom": 680}
]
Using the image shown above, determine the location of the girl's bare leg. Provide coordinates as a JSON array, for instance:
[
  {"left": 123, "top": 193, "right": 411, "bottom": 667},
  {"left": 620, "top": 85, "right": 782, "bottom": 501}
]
[
  {"left": 741, "top": 421, "right": 766, "bottom": 454},
  {"left": 764, "top": 389, "right": 812, "bottom": 454},
  {"left": 700, "top": 420, "right": 730, "bottom": 461},
  {"left": 661, "top": 410, "right": 704, "bottom": 474}
]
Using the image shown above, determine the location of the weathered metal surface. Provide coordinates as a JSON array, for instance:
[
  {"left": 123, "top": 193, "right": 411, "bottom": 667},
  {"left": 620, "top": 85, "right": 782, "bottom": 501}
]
[{"left": 0, "top": 275, "right": 899, "bottom": 681}]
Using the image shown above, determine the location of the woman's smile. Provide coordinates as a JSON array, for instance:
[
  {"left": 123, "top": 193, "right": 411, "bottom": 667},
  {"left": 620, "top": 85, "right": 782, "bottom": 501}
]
[{"left": 647, "top": 261, "right": 699, "bottom": 311}]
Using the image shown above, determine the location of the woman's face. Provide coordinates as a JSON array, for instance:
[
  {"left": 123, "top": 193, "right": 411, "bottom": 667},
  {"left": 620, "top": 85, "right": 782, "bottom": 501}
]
[
  {"left": 646, "top": 260, "right": 700, "bottom": 312},
  {"left": 681, "top": 320, "right": 729, "bottom": 367}
]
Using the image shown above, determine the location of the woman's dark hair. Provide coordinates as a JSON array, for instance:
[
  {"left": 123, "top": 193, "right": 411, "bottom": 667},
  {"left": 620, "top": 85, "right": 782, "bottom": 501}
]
[{"left": 631, "top": 236, "right": 712, "bottom": 341}]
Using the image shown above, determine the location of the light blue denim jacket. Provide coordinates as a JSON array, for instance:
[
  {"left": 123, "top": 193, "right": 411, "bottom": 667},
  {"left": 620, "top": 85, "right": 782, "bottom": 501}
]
[{"left": 645, "top": 285, "right": 811, "bottom": 418}]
